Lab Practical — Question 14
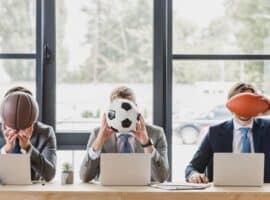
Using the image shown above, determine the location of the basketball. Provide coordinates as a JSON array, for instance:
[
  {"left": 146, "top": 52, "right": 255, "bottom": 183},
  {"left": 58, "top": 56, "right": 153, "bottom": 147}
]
[
  {"left": 0, "top": 92, "right": 39, "bottom": 130},
  {"left": 226, "top": 92, "right": 270, "bottom": 118}
]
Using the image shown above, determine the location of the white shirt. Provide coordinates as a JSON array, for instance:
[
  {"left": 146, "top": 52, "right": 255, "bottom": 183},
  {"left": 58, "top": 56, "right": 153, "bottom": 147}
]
[
  {"left": 1, "top": 144, "right": 32, "bottom": 154},
  {"left": 88, "top": 133, "right": 156, "bottom": 160},
  {"left": 233, "top": 118, "right": 254, "bottom": 153}
]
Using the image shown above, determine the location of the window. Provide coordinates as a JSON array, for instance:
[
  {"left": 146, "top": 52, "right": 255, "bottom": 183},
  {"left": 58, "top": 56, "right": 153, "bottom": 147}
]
[
  {"left": 0, "top": 0, "right": 36, "bottom": 115},
  {"left": 56, "top": 0, "right": 153, "bottom": 132},
  {"left": 0, "top": 60, "right": 36, "bottom": 100},
  {"left": 173, "top": 0, "right": 270, "bottom": 54},
  {"left": 171, "top": 0, "right": 270, "bottom": 181},
  {"left": 172, "top": 60, "right": 270, "bottom": 181},
  {"left": 1, "top": 0, "right": 269, "bottom": 182},
  {"left": 0, "top": 0, "right": 36, "bottom": 53}
]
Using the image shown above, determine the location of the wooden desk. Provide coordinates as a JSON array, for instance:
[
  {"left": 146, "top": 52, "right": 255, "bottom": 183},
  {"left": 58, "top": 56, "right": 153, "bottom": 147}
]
[{"left": 0, "top": 183, "right": 270, "bottom": 200}]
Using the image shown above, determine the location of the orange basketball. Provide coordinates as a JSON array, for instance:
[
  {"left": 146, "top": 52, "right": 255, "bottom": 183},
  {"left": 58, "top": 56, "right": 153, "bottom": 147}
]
[
  {"left": 226, "top": 92, "right": 270, "bottom": 118},
  {"left": 0, "top": 92, "right": 38, "bottom": 130}
]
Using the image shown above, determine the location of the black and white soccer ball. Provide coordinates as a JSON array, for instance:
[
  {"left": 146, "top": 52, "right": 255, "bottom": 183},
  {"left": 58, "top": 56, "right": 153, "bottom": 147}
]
[{"left": 106, "top": 99, "right": 139, "bottom": 133}]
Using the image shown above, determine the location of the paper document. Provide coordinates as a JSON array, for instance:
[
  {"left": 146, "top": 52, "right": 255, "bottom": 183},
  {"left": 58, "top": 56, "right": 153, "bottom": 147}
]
[{"left": 151, "top": 182, "right": 211, "bottom": 190}]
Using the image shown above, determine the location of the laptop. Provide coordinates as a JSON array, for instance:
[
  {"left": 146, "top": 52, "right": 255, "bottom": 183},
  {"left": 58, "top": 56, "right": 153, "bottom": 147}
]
[
  {"left": 0, "top": 154, "right": 32, "bottom": 185},
  {"left": 213, "top": 153, "right": 264, "bottom": 186},
  {"left": 100, "top": 153, "right": 151, "bottom": 186}
]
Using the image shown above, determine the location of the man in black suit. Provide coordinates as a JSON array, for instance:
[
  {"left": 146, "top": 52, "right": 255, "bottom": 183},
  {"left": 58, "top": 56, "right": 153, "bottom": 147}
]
[{"left": 185, "top": 82, "right": 270, "bottom": 183}]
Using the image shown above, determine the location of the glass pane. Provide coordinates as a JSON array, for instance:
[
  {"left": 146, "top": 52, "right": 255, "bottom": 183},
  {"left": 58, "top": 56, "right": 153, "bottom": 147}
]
[
  {"left": 0, "top": 60, "right": 36, "bottom": 102},
  {"left": 55, "top": 150, "right": 85, "bottom": 183},
  {"left": 0, "top": 0, "right": 36, "bottom": 53},
  {"left": 56, "top": 0, "right": 153, "bottom": 132},
  {"left": 173, "top": 0, "right": 270, "bottom": 54},
  {"left": 172, "top": 60, "right": 270, "bottom": 181}
]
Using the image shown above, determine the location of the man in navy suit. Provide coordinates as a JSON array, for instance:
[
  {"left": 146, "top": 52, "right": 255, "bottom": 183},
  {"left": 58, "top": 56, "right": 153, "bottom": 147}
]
[{"left": 185, "top": 82, "right": 270, "bottom": 183}]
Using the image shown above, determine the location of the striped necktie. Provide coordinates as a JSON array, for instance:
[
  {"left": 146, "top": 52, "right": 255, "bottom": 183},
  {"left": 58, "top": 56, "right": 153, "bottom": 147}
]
[
  {"left": 12, "top": 138, "right": 21, "bottom": 154},
  {"left": 118, "top": 134, "right": 132, "bottom": 153},
  {"left": 239, "top": 127, "right": 250, "bottom": 153}
]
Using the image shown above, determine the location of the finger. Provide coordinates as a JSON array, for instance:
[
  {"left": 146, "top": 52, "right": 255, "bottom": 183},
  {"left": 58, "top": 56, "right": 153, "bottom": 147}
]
[
  {"left": 5, "top": 129, "right": 16, "bottom": 138},
  {"left": 196, "top": 176, "right": 202, "bottom": 184},
  {"left": 102, "top": 113, "right": 106, "bottom": 123},
  {"left": 20, "top": 131, "right": 29, "bottom": 138},
  {"left": 102, "top": 113, "right": 109, "bottom": 127},
  {"left": 204, "top": 176, "right": 209, "bottom": 183},
  {"left": 137, "top": 120, "right": 142, "bottom": 131},
  {"left": 201, "top": 175, "right": 208, "bottom": 183},
  {"left": 10, "top": 134, "right": 17, "bottom": 143},
  {"left": 139, "top": 115, "right": 145, "bottom": 125},
  {"left": 4, "top": 129, "right": 11, "bottom": 137},
  {"left": 18, "top": 134, "right": 27, "bottom": 144},
  {"left": 7, "top": 134, "right": 13, "bottom": 141},
  {"left": 8, "top": 129, "right": 17, "bottom": 135},
  {"left": 199, "top": 175, "right": 206, "bottom": 183},
  {"left": 19, "top": 132, "right": 29, "bottom": 140}
]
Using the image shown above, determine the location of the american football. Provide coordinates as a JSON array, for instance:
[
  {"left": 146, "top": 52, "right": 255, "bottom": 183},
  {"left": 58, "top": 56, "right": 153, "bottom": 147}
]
[{"left": 226, "top": 92, "right": 270, "bottom": 118}]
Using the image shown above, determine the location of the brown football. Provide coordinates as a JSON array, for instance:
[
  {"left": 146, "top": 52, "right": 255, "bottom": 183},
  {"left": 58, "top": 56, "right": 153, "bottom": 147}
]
[
  {"left": 226, "top": 92, "right": 270, "bottom": 118},
  {"left": 0, "top": 92, "right": 38, "bottom": 130}
]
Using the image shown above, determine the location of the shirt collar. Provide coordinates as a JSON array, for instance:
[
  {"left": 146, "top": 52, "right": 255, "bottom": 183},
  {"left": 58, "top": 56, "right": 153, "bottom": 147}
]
[
  {"left": 233, "top": 117, "right": 253, "bottom": 130},
  {"left": 116, "top": 132, "right": 134, "bottom": 138}
]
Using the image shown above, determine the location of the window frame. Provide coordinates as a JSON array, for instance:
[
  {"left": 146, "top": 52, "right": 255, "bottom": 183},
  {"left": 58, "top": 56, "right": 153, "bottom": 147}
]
[
  {"left": 168, "top": 0, "right": 270, "bottom": 180},
  {"left": 2, "top": 0, "right": 270, "bottom": 181}
]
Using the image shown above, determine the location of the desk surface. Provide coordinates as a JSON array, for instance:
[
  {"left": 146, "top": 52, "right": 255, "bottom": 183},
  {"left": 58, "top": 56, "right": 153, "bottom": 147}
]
[{"left": 1, "top": 182, "right": 270, "bottom": 200}]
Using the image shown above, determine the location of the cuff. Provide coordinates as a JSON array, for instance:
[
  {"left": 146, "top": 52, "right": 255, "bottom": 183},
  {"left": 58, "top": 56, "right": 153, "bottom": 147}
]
[
  {"left": 1, "top": 146, "right": 7, "bottom": 154},
  {"left": 21, "top": 144, "right": 33, "bottom": 155},
  {"left": 151, "top": 148, "right": 157, "bottom": 159},
  {"left": 88, "top": 147, "right": 101, "bottom": 160}
]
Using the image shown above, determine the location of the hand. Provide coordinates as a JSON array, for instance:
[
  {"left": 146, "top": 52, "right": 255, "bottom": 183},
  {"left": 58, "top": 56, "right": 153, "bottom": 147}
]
[
  {"left": 18, "top": 125, "right": 33, "bottom": 151},
  {"left": 92, "top": 114, "right": 114, "bottom": 151},
  {"left": 133, "top": 115, "right": 149, "bottom": 145},
  {"left": 2, "top": 124, "right": 18, "bottom": 153},
  {"left": 132, "top": 115, "right": 154, "bottom": 154},
  {"left": 188, "top": 173, "right": 209, "bottom": 184},
  {"left": 258, "top": 96, "right": 270, "bottom": 116}
]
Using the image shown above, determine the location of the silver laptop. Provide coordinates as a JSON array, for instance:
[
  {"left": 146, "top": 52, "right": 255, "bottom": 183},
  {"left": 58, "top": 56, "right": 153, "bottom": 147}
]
[
  {"left": 0, "top": 154, "right": 32, "bottom": 185},
  {"left": 214, "top": 153, "right": 264, "bottom": 186},
  {"left": 100, "top": 153, "right": 151, "bottom": 186}
]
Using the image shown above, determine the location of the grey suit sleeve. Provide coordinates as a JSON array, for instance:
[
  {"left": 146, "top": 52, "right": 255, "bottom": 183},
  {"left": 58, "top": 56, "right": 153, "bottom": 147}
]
[
  {"left": 80, "top": 130, "right": 100, "bottom": 182},
  {"left": 151, "top": 128, "right": 170, "bottom": 183},
  {"left": 185, "top": 131, "right": 212, "bottom": 181},
  {"left": 30, "top": 127, "right": 57, "bottom": 182}
]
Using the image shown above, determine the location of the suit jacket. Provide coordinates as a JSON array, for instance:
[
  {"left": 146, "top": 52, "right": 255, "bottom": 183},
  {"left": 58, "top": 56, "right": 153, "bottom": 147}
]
[
  {"left": 185, "top": 118, "right": 270, "bottom": 183},
  {"left": 0, "top": 122, "right": 57, "bottom": 182},
  {"left": 80, "top": 124, "right": 169, "bottom": 183}
]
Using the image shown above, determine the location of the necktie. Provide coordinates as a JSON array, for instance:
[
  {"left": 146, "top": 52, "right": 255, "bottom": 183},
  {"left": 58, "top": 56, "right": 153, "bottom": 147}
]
[
  {"left": 239, "top": 128, "right": 250, "bottom": 153},
  {"left": 118, "top": 134, "right": 132, "bottom": 153},
  {"left": 13, "top": 138, "right": 21, "bottom": 154}
]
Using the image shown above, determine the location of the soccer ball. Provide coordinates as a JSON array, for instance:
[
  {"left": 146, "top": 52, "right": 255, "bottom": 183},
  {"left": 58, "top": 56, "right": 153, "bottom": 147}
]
[{"left": 106, "top": 99, "right": 139, "bottom": 133}]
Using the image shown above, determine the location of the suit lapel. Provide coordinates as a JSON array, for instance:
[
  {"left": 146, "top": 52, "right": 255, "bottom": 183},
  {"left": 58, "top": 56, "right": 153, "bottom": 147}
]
[
  {"left": 252, "top": 119, "right": 262, "bottom": 153},
  {"left": 104, "top": 134, "right": 117, "bottom": 153},
  {"left": 30, "top": 123, "right": 38, "bottom": 147},
  {"left": 222, "top": 120, "right": 234, "bottom": 152}
]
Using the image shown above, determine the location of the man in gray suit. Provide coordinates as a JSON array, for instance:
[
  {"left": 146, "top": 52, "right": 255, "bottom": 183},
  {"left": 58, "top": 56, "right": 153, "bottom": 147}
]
[
  {"left": 80, "top": 86, "right": 169, "bottom": 183},
  {"left": 0, "top": 86, "right": 57, "bottom": 182}
]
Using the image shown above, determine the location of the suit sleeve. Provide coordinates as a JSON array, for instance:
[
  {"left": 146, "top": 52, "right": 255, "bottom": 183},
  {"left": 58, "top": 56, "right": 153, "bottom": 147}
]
[
  {"left": 80, "top": 130, "right": 100, "bottom": 182},
  {"left": 185, "top": 131, "right": 212, "bottom": 181},
  {"left": 30, "top": 127, "right": 57, "bottom": 182},
  {"left": 151, "top": 128, "right": 170, "bottom": 183}
]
